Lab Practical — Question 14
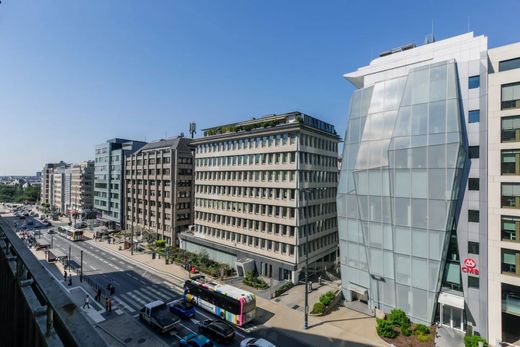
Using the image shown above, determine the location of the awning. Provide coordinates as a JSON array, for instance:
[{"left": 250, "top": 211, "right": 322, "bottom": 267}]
[
  {"left": 438, "top": 291, "right": 465, "bottom": 309},
  {"left": 48, "top": 248, "right": 67, "bottom": 258},
  {"left": 347, "top": 283, "right": 368, "bottom": 296}
]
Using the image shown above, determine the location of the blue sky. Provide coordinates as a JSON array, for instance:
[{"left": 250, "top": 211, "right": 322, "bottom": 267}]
[{"left": 1, "top": 1, "right": 519, "bottom": 175}]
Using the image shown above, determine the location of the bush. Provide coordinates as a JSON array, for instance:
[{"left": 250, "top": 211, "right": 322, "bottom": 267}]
[
  {"left": 464, "top": 335, "right": 488, "bottom": 347},
  {"left": 274, "top": 282, "right": 294, "bottom": 297},
  {"left": 155, "top": 239, "right": 166, "bottom": 248},
  {"left": 415, "top": 324, "right": 430, "bottom": 335},
  {"left": 401, "top": 326, "right": 412, "bottom": 336},
  {"left": 376, "top": 318, "right": 398, "bottom": 338},
  {"left": 388, "top": 309, "right": 410, "bottom": 330},
  {"left": 311, "top": 302, "right": 325, "bottom": 314},
  {"left": 418, "top": 334, "right": 433, "bottom": 342},
  {"left": 319, "top": 291, "right": 336, "bottom": 307},
  {"left": 243, "top": 271, "right": 269, "bottom": 289}
]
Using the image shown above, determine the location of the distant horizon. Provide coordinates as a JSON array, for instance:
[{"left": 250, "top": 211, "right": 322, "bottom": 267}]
[{"left": 1, "top": 1, "right": 519, "bottom": 175}]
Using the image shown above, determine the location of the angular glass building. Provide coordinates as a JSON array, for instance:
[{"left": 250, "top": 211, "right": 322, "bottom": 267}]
[{"left": 338, "top": 33, "right": 489, "bottom": 337}]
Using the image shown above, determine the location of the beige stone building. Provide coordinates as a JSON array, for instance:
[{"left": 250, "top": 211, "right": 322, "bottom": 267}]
[
  {"left": 488, "top": 42, "right": 520, "bottom": 345},
  {"left": 125, "top": 137, "right": 195, "bottom": 245},
  {"left": 51, "top": 166, "right": 69, "bottom": 213},
  {"left": 70, "top": 161, "right": 95, "bottom": 213},
  {"left": 180, "top": 112, "right": 339, "bottom": 284},
  {"left": 40, "top": 161, "right": 68, "bottom": 207}
]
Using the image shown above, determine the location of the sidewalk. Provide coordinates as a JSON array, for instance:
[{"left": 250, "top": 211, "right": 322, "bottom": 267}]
[{"left": 82, "top": 229, "right": 387, "bottom": 347}]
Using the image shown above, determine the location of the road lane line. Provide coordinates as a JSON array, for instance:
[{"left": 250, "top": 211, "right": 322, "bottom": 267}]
[
  {"left": 141, "top": 287, "right": 170, "bottom": 301},
  {"left": 130, "top": 290, "right": 153, "bottom": 304},
  {"left": 125, "top": 292, "right": 147, "bottom": 306},
  {"left": 179, "top": 322, "right": 196, "bottom": 334},
  {"left": 120, "top": 293, "right": 142, "bottom": 311}
]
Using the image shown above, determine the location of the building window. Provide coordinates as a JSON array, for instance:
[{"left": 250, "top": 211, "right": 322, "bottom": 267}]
[
  {"left": 468, "top": 178, "right": 479, "bottom": 191},
  {"left": 499, "top": 57, "right": 520, "bottom": 72},
  {"left": 502, "top": 183, "right": 520, "bottom": 209},
  {"left": 468, "top": 146, "right": 480, "bottom": 159},
  {"left": 502, "top": 149, "right": 520, "bottom": 175},
  {"left": 468, "top": 276, "right": 479, "bottom": 288},
  {"left": 468, "top": 210, "right": 480, "bottom": 223},
  {"left": 502, "top": 82, "right": 520, "bottom": 110},
  {"left": 468, "top": 110, "right": 480, "bottom": 123},
  {"left": 502, "top": 215, "right": 520, "bottom": 242},
  {"left": 502, "top": 115, "right": 520, "bottom": 142},
  {"left": 468, "top": 75, "right": 480, "bottom": 89},
  {"left": 468, "top": 241, "right": 479, "bottom": 254},
  {"left": 502, "top": 249, "right": 520, "bottom": 276}
]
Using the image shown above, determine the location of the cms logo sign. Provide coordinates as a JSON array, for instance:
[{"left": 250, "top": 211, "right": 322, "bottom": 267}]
[{"left": 461, "top": 258, "right": 480, "bottom": 275}]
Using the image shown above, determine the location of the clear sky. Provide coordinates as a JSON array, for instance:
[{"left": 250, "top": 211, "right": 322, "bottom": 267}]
[{"left": 0, "top": 1, "right": 519, "bottom": 175}]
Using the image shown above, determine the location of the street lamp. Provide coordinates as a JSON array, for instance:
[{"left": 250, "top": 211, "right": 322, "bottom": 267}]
[{"left": 370, "top": 274, "right": 385, "bottom": 311}]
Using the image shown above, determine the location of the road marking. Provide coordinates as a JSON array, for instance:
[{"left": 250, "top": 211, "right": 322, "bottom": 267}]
[
  {"left": 115, "top": 309, "right": 123, "bottom": 315},
  {"left": 141, "top": 287, "right": 170, "bottom": 301},
  {"left": 126, "top": 291, "right": 148, "bottom": 306},
  {"left": 132, "top": 313, "right": 139, "bottom": 318},
  {"left": 132, "top": 289, "right": 154, "bottom": 304},
  {"left": 113, "top": 296, "right": 136, "bottom": 313},
  {"left": 120, "top": 293, "right": 142, "bottom": 310},
  {"left": 190, "top": 318, "right": 199, "bottom": 325}
]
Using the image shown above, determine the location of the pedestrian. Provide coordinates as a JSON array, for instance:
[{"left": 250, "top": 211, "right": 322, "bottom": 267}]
[
  {"left": 105, "top": 298, "right": 109, "bottom": 312},
  {"left": 64, "top": 270, "right": 68, "bottom": 282},
  {"left": 95, "top": 288, "right": 101, "bottom": 301},
  {"left": 82, "top": 296, "right": 90, "bottom": 309},
  {"left": 108, "top": 297, "right": 112, "bottom": 312}
]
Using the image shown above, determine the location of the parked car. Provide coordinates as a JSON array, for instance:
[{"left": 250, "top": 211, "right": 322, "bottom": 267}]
[
  {"left": 169, "top": 299, "right": 195, "bottom": 319},
  {"left": 47, "top": 229, "right": 56, "bottom": 234},
  {"left": 240, "top": 338, "right": 277, "bottom": 347},
  {"left": 198, "top": 320, "right": 235, "bottom": 344},
  {"left": 179, "top": 333, "right": 214, "bottom": 347},
  {"left": 139, "top": 300, "right": 180, "bottom": 333}
]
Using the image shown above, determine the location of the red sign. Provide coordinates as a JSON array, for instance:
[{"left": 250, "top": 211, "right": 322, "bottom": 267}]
[{"left": 461, "top": 258, "right": 479, "bottom": 275}]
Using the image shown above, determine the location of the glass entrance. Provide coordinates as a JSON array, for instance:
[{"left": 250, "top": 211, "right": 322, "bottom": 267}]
[{"left": 440, "top": 304, "right": 464, "bottom": 331}]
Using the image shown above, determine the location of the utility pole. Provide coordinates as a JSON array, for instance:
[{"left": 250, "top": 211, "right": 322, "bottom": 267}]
[
  {"left": 51, "top": 235, "right": 53, "bottom": 249},
  {"left": 68, "top": 245, "right": 71, "bottom": 270},
  {"left": 80, "top": 250, "right": 83, "bottom": 282}
]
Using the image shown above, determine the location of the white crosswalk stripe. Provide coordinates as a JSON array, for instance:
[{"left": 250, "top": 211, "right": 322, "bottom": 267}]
[
  {"left": 113, "top": 296, "right": 136, "bottom": 313},
  {"left": 125, "top": 291, "right": 147, "bottom": 306},
  {"left": 140, "top": 287, "right": 169, "bottom": 301},
  {"left": 131, "top": 289, "right": 155, "bottom": 304},
  {"left": 146, "top": 286, "right": 175, "bottom": 300}
]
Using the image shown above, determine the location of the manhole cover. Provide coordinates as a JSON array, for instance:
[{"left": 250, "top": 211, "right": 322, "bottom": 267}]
[
  {"left": 138, "top": 338, "right": 146, "bottom": 344},
  {"left": 292, "top": 305, "right": 299, "bottom": 310},
  {"left": 124, "top": 338, "right": 132, "bottom": 343}
]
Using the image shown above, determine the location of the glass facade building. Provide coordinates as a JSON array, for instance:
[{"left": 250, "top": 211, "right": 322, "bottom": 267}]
[{"left": 338, "top": 33, "right": 489, "bottom": 337}]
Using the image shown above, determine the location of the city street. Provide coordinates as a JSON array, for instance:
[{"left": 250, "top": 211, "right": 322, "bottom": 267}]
[{"left": 1, "top": 206, "right": 314, "bottom": 347}]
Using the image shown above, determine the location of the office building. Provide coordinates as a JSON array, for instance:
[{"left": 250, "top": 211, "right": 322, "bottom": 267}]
[
  {"left": 338, "top": 33, "right": 489, "bottom": 336},
  {"left": 488, "top": 43, "right": 520, "bottom": 345},
  {"left": 180, "top": 112, "right": 339, "bottom": 283},
  {"left": 70, "top": 161, "right": 95, "bottom": 213},
  {"left": 125, "top": 137, "right": 195, "bottom": 245},
  {"left": 94, "top": 138, "right": 146, "bottom": 230}
]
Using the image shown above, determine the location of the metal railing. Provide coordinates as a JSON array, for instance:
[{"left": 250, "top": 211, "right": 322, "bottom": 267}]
[{"left": 0, "top": 216, "right": 108, "bottom": 347}]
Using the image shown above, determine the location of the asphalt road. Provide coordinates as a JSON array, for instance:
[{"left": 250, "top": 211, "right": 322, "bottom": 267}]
[{"left": 1, "top": 206, "right": 312, "bottom": 347}]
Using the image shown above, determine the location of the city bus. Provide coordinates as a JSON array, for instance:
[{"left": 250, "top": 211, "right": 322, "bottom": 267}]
[
  {"left": 184, "top": 276, "right": 256, "bottom": 327},
  {"left": 58, "top": 226, "right": 84, "bottom": 242}
]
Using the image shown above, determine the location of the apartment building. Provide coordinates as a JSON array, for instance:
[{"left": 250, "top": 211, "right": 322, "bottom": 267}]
[
  {"left": 125, "top": 137, "right": 195, "bottom": 245},
  {"left": 179, "top": 112, "right": 340, "bottom": 284},
  {"left": 70, "top": 161, "right": 95, "bottom": 213},
  {"left": 488, "top": 43, "right": 520, "bottom": 345},
  {"left": 94, "top": 138, "right": 146, "bottom": 230},
  {"left": 40, "top": 161, "right": 68, "bottom": 206},
  {"left": 338, "top": 33, "right": 489, "bottom": 336},
  {"left": 51, "top": 166, "right": 70, "bottom": 213}
]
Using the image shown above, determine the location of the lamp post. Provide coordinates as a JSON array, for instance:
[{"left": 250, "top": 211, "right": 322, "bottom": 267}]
[{"left": 131, "top": 222, "right": 134, "bottom": 256}]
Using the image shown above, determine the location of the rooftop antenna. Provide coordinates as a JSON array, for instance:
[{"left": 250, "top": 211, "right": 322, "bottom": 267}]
[
  {"left": 189, "top": 122, "right": 197, "bottom": 139},
  {"left": 467, "top": 16, "right": 470, "bottom": 32}
]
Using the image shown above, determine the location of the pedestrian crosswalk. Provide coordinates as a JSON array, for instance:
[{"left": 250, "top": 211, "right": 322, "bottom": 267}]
[{"left": 109, "top": 284, "right": 180, "bottom": 315}]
